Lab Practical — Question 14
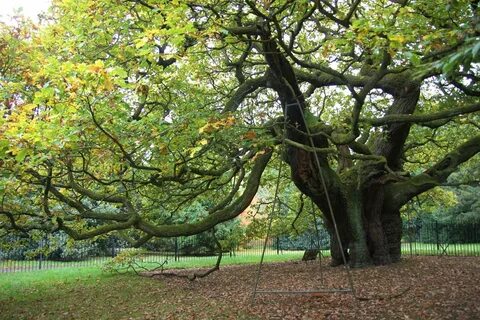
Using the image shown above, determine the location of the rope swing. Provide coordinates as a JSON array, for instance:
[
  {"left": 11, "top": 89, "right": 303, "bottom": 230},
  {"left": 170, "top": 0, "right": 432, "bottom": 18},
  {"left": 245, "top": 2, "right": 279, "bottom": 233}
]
[{"left": 251, "top": 101, "right": 357, "bottom": 300}]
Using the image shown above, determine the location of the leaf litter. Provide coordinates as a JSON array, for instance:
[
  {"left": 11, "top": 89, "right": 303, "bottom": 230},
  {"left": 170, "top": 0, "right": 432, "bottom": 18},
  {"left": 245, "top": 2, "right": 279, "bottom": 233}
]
[
  {"left": 146, "top": 256, "right": 480, "bottom": 320},
  {"left": 1, "top": 256, "right": 479, "bottom": 319}
]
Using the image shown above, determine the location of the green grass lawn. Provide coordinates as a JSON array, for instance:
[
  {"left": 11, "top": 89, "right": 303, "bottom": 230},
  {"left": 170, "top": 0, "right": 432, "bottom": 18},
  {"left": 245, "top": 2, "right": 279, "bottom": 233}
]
[
  {"left": 1, "top": 252, "right": 311, "bottom": 320},
  {"left": 0, "top": 266, "right": 106, "bottom": 300},
  {"left": 0, "top": 249, "right": 310, "bottom": 273},
  {"left": 1, "top": 246, "right": 479, "bottom": 319},
  {"left": 138, "top": 250, "right": 312, "bottom": 269},
  {"left": 0, "top": 251, "right": 305, "bottom": 300},
  {"left": 0, "top": 268, "right": 225, "bottom": 320},
  {"left": 400, "top": 242, "right": 480, "bottom": 255}
]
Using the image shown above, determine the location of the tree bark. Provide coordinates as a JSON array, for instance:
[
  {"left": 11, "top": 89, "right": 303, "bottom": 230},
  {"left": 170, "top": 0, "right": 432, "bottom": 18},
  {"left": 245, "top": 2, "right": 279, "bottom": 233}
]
[{"left": 257, "top": 30, "right": 480, "bottom": 268}]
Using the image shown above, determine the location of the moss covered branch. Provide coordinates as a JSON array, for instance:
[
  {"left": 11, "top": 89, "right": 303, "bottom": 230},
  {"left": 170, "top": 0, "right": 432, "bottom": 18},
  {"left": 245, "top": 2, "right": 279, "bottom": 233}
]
[
  {"left": 365, "top": 103, "right": 480, "bottom": 126},
  {"left": 385, "top": 135, "right": 480, "bottom": 208},
  {"left": 135, "top": 150, "right": 271, "bottom": 237}
]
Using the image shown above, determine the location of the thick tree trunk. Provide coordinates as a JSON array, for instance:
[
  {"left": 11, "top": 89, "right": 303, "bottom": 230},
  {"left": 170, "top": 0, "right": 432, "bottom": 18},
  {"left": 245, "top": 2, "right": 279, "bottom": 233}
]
[
  {"left": 298, "top": 176, "right": 403, "bottom": 267},
  {"left": 382, "top": 209, "right": 402, "bottom": 263},
  {"left": 259, "top": 32, "right": 409, "bottom": 267},
  {"left": 289, "top": 153, "right": 404, "bottom": 267},
  {"left": 363, "top": 185, "right": 391, "bottom": 264},
  {"left": 345, "top": 186, "right": 372, "bottom": 267}
]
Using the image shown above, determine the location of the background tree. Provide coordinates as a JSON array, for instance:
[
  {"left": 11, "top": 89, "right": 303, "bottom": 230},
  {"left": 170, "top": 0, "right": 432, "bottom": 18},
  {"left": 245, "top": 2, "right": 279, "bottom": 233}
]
[{"left": 1, "top": 0, "right": 479, "bottom": 267}]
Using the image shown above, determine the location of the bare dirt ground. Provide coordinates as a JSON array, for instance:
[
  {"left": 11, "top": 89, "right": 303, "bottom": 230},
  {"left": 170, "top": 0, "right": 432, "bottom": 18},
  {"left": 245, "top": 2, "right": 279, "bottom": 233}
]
[{"left": 148, "top": 256, "right": 480, "bottom": 320}]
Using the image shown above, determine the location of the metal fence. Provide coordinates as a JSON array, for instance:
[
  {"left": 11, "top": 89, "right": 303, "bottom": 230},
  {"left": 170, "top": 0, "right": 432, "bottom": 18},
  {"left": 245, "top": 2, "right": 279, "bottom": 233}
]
[
  {"left": 1, "top": 221, "right": 479, "bottom": 273},
  {"left": 0, "top": 237, "right": 287, "bottom": 273},
  {"left": 402, "top": 221, "right": 480, "bottom": 256}
]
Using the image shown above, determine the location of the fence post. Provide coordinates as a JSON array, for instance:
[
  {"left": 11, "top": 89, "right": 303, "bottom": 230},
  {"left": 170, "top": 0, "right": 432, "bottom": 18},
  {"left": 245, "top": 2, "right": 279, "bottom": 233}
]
[
  {"left": 38, "top": 235, "right": 45, "bottom": 270},
  {"left": 435, "top": 221, "right": 440, "bottom": 253},
  {"left": 38, "top": 252, "right": 43, "bottom": 270},
  {"left": 174, "top": 237, "right": 178, "bottom": 262},
  {"left": 408, "top": 223, "right": 413, "bottom": 257},
  {"left": 111, "top": 240, "right": 115, "bottom": 258},
  {"left": 276, "top": 237, "right": 280, "bottom": 255}
]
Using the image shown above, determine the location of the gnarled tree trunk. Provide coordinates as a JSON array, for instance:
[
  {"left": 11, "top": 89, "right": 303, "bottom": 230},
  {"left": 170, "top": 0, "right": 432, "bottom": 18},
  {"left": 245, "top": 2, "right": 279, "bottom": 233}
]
[{"left": 257, "top": 26, "right": 480, "bottom": 267}]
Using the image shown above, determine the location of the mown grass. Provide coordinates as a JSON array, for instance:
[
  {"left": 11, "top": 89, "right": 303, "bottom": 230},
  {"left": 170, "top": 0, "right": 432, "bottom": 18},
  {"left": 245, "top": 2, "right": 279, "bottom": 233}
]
[
  {"left": 137, "top": 250, "right": 310, "bottom": 270},
  {"left": 0, "top": 250, "right": 310, "bottom": 274},
  {"left": 0, "top": 252, "right": 305, "bottom": 297},
  {"left": 0, "top": 266, "right": 107, "bottom": 300},
  {"left": 0, "top": 257, "right": 275, "bottom": 320},
  {"left": 1, "top": 246, "right": 479, "bottom": 319},
  {"left": 0, "top": 269, "right": 219, "bottom": 320},
  {"left": 400, "top": 242, "right": 480, "bottom": 256}
]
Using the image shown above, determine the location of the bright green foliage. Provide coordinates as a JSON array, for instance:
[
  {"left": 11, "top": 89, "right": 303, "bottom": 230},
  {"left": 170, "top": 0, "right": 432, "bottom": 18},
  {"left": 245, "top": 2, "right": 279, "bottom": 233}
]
[
  {"left": 1, "top": 0, "right": 271, "bottom": 240},
  {"left": 0, "top": 0, "right": 479, "bottom": 254},
  {"left": 102, "top": 248, "right": 149, "bottom": 273},
  {"left": 406, "top": 156, "right": 480, "bottom": 224}
]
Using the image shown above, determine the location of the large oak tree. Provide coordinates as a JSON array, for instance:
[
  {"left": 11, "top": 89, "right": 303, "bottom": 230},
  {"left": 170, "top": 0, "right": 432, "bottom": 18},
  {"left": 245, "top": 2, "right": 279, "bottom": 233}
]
[{"left": 1, "top": 0, "right": 479, "bottom": 267}]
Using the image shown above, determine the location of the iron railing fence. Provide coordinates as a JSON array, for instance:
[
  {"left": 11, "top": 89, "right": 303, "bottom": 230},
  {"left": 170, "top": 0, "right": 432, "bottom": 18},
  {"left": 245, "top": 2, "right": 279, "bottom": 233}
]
[
  {"left": 402, "top": 221, "right": 480, "bottom": 256},
  {"left": 1, "top": 221, "right": 479, "bottom": 273}
]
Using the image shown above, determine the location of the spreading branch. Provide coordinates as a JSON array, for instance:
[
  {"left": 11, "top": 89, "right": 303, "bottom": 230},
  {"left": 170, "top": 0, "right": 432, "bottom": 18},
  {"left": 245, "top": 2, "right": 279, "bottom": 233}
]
[
  {"left": 386, "top": 135, "right": 480, "bottom": 208},
  {"left": 136, "top": 150, "right": 271, "bottom": 237},
  {"left": 366, "top": 103, "right": 480, "bottom": 126}
]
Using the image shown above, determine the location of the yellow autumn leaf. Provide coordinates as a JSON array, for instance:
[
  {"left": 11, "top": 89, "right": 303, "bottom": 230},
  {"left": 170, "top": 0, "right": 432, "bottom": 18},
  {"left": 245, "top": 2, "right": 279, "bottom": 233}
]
[
  {"left": 198, "top": 122, "right": 216, "bottom": 134},
  {"left": 87, "top": 60, "right": 105, "bottom": 74},
  {"left": 242, "top": 130, "right": 256, "bottom": 140},
  {"left": 199, "top": 116, "right": 236, "bottom": 134},
  {"left": 22, "top": 103, "right": 37, "bottom": 112},
  {"left": 224, "top": 116, "right": 235, "bottom": 126},
  {"left": 388, "top": 34, "right": 406, "bottom": 44},
  {"left": 158, "top": 144, "right": 169, "bottom": 155},
  {"left": 102, "top": 75, "right": 114, "bottom": 91}
]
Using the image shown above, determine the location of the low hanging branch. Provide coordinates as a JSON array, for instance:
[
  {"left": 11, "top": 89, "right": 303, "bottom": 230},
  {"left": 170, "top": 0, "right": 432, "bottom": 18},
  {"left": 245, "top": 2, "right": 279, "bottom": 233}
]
[
  {"left": 150, "top": 231, "right": 224, "bottom": 281},
  {"left": 26, "top": 151, "right": 271, "bottom": 241}
]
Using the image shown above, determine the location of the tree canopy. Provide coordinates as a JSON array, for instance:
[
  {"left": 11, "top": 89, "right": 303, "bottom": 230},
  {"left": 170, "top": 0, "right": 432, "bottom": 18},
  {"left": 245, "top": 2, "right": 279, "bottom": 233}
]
[{"left": 1, "top": 0, "right": 479, "bottom": 266}]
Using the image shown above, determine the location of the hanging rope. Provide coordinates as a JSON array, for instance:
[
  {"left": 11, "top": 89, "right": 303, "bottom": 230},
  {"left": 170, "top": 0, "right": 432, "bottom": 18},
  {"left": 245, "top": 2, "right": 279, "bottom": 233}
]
[
  {"left": 311, "top": 199, "right": 324, "bottom": 285},
  {"left": 252, "top": 99, "right": 357, "bottom": 300},
  {"left": 252, "top": 117, "right": 287, "bottom": 300},
  {"left": 288, "top": 99, "right": 357, "bottom": 298}
]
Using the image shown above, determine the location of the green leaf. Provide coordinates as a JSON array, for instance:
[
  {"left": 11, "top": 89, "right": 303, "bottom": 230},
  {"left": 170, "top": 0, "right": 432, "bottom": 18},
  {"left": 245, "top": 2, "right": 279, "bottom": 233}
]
[
  {"left": 0, "top": 139, "right": 9, "bottom": 156},
  {"left": 304, "top": 110, "right": 318, "bottom": 128},
  {"left": 15, "top": 149, "right": 29, "bottom": 163},
  {"left": 442, "top": 61, "right": 455, "bottom": 75},
  {"left": 110, "top": 67, "right": 128, "bottom": 78},
  {"left": 472, "top": 41, "right": 480, "bottom": 59}
]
